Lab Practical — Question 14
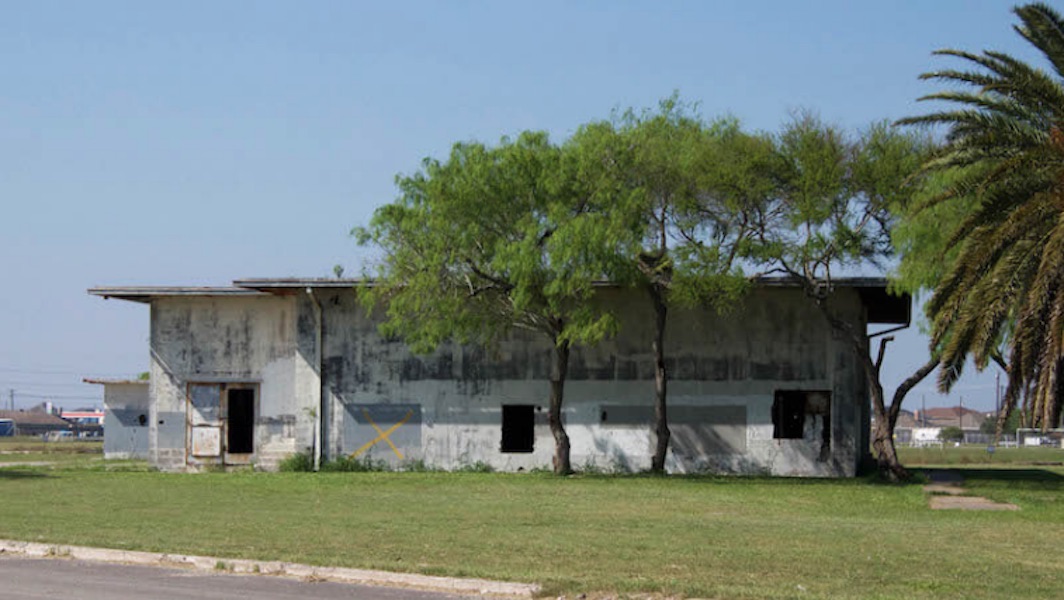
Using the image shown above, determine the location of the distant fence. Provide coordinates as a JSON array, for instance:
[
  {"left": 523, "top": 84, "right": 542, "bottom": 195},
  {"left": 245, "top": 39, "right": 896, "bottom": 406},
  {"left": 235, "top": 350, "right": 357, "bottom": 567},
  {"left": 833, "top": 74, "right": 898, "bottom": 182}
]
[
  {"left": 894, "top": 428, "right": 1018, "bottom": 447},
  {"left": 1017, "top": 428, "right": 1064, "bottom": 448}
]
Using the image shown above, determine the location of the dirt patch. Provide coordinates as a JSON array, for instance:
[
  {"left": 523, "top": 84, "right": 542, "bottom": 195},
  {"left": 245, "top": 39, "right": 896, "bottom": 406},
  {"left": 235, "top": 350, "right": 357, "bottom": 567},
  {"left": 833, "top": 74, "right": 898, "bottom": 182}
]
[
  {"left": 922, "top": 469, "right": 1020, "bottom": 511},
  {"left": 929, "top": 496, "right": 1019, "bottom": 511}
]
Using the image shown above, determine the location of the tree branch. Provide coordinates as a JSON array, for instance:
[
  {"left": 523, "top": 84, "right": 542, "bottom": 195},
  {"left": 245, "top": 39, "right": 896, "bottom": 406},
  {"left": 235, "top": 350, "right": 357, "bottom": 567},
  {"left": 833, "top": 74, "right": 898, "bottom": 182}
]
[
  {"left": 874, "top": 336, "right": 893, "bottom": 374},
  {"left": 889, "top": 357, "right": 938, "bottom": 426}
]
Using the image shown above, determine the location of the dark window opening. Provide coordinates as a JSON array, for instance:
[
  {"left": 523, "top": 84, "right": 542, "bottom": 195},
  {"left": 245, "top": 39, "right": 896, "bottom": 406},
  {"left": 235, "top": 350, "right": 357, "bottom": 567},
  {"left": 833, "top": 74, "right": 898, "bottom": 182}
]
[
  {"left": 227, "top": 388, "right": 255, "bottom": 454},
  {"left": 773, "top": 391, "right": 807, "bottom": 439},
  {"left": 501, "top": 404, "right": 535, "bottom": 453}
]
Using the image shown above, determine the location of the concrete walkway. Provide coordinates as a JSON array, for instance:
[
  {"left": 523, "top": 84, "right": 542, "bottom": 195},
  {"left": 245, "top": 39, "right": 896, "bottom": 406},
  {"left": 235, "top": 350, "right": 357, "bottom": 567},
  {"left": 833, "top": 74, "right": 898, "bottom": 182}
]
[
  {"left": 922, "top": 470, "right": 1019, "bottom": 511},
  {"left": 0, "top": 539, "right": 539, "bottom": 598},
  {"left": 0, "top": 555, "right": 477, "bottom": 600}
]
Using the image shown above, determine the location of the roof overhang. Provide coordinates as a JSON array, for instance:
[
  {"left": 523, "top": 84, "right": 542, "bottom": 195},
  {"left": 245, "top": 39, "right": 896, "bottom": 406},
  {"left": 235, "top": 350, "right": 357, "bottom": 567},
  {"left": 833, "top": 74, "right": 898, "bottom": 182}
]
[
  {"left": 753, "top": 276, "right": 910, "bottom": 325},
  {"left": 233, "top": 278, "right": 373, "bottom": 294},
  {"left": 83, "top": 378, "right": 149, "bottom": 385},
  {"left": 91, "top": 276, "right": 911, "bottom": 324},
  {"left": 88, "top": 287, "right": 270, "bottom": 304},
  {"left": 856, "top": 286, "right": 911, "bottom": 325}
]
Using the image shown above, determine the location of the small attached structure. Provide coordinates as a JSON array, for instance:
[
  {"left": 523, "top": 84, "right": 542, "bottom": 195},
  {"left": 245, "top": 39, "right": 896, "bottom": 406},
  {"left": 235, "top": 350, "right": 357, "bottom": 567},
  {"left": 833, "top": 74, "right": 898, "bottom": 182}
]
[
  {"left": 84, "top": 378, "right": 151, "bottom": 459},
  {"left": 89, "top": 277, "right": 909, "bottom": 476}
]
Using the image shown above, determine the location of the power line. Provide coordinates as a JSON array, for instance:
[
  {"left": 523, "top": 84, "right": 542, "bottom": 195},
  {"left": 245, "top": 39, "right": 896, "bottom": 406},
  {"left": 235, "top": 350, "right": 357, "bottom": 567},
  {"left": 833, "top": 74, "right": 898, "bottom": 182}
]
[
  {"left": 15, "top": 392, "right": 102, "bottom": 401},
  {"left": 0, "top": 367, "right": 138, "bottom": 376},
  {"left": 0, "top": 367, "right": 91, "bottom": 376},
  {"left": 0, "top": 380, "right": 98, "bottom": 388}
]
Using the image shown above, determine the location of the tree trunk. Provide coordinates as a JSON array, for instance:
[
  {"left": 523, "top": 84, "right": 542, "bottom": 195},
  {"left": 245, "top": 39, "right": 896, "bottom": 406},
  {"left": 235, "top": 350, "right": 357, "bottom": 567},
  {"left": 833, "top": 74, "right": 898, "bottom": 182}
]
[
  {"left": 872, "top": 357, "right": 938, "bottom": 481},
  {"left": 1050, "top": 357, "right": 1064, "bottom": 429},
  {"left": 649, "top": 283, "right": 670, "bottom": 474},
  {"left": 549, "top": 338, "right": 573, "bottom": 475},
  {"left": 870, "top": 410, "right": 906, "bottom": 481},
  {"left": 814, "top": 300, "right": 935, "bottom": 482}
]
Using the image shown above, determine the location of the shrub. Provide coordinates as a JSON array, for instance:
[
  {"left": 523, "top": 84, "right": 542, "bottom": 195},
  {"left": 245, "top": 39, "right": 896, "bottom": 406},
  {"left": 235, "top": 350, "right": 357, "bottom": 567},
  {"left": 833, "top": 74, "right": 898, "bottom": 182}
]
[
  {"left": 453, "top": 461, "right": 494, "bottom": 473},
  {"left": 321, "top": 455, "right": 390, "bottom": 472},
  {"left": 939, "top": 426, "right": 965, "bottom": 443},
  {"left": 278, "top": 451, "right": 314, "bottom": 472},
  {"left": 400, "top": 458, "right": 442, "bottom": 472}
]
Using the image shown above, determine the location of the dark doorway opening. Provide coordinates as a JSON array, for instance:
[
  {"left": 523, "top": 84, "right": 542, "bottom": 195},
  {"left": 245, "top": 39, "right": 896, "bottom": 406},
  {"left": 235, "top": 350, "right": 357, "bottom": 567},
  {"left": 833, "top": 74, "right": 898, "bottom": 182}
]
[
  {"left": 501, "top": 404, "right": 535, "bottom": 453},
  {"left": 227, "top": 388, "right": 255, "bottom": 454},
  {"left": 772, "top": 391, "right": 807, "bottom": 439}
]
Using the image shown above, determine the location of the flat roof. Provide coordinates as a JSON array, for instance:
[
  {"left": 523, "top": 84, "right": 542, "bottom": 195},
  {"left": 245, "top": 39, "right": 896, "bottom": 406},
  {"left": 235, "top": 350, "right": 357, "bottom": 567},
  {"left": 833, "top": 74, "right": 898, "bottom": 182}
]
[
  {"left": 90, "top": 276, "right": 910, "bottom": 324},
  {"left": 234, "top": 278, "right": 374, "bottom": 291}
]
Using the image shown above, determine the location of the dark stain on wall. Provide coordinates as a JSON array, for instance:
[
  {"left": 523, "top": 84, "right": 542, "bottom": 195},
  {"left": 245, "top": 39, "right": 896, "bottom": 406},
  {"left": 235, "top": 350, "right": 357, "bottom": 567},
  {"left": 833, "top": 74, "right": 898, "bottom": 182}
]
[
  {"left": 398, "top": 353, "right": 454, "bottom": 382},
  {"left": 360, "top": 348, "right": 825, "bottom": 384},
  {"left": 461, "top": 346, "right": 522, "bottom": 381},
  {"left": 616, "top": 360, "right": 639, "bottom": 380}
]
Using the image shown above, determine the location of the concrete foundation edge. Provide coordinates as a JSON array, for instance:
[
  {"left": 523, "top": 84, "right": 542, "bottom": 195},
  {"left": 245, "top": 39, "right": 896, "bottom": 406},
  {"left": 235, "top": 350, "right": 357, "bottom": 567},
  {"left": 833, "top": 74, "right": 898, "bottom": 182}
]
[{"left": 0, "top": 539, "right": 539, "bottom": 597}]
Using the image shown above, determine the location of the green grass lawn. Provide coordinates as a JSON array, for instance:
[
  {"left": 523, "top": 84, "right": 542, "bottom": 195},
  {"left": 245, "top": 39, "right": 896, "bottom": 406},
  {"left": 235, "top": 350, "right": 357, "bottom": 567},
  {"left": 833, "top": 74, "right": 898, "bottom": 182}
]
[
  {"left": 0, "top": 436, "right": 106, "bottom": 466},
  {"left": 0, "top": 463, "right": 1061, "bottom": 599},
  {"left": 898, "top": 444, "right": 1063, "bottom": 466}
]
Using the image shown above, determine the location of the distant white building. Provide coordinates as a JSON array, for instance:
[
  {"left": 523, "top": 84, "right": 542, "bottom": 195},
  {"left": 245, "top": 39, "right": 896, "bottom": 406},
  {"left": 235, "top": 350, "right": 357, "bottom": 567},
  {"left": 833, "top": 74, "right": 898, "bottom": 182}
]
[{"left": 60, "top": 409, "right": 105, "bottom": 426}]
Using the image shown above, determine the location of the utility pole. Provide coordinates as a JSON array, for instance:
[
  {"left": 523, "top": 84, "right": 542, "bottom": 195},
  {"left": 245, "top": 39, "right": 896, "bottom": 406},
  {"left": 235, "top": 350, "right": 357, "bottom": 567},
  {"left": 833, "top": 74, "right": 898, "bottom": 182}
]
[
  {"left": 995, "top": 371, "right": 1001, "bottom": 416},
  {"left": 921, "top": 395, "right": 926, "bottom": 426},
  {"left": 959, "top": 396, "right": 964, "bottom": 429},
  {"left": 7, "top": 389, "right": 12, "bottom": 411}
]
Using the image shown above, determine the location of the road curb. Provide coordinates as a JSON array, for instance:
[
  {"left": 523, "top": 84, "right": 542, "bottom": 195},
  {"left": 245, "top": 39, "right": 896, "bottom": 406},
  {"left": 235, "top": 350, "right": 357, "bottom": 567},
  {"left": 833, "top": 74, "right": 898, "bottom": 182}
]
[{"left": 0, "top": 539, "right": 539, "bottom": 597}]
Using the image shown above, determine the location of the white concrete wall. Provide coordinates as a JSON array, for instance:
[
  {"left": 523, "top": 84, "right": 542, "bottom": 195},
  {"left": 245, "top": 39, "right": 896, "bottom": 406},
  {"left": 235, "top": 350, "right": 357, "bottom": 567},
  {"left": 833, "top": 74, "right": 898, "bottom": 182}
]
[
  {"left": 148, "top": 295, "right": 311, "bottom": 471},
  {"left": 314, "top": 286, "right": 868, "bottom": 477},
  {"left": 144, "top": 285, "right": 871, "bottom": 476}
]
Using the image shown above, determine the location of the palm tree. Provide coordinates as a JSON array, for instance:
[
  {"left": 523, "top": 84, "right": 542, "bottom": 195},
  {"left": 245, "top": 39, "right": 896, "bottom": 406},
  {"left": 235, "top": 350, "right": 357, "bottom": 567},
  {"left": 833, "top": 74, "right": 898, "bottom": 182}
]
[{"left": 898, "top": 2, "right": 1064, "bottom": 430}]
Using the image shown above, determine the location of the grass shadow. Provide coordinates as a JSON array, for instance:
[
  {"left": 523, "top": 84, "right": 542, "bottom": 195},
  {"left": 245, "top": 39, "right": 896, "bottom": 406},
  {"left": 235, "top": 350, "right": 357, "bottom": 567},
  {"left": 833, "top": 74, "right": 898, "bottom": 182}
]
[
  {"left": 0, "top": 468, "right": 51, "bottom": 479},
  {"left": 571, "top": 471, "right": 921, "bottom": 488},
  {"left": 946, "top": 468, "right": 1063, "bottom": 491}
]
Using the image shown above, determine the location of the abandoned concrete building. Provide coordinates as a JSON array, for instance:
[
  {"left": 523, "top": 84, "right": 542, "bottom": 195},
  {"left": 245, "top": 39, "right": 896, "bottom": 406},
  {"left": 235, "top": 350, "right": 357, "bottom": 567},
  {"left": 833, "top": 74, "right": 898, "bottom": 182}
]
[{"left": 89, "top": 278, "right": 909, "bottom": 476}]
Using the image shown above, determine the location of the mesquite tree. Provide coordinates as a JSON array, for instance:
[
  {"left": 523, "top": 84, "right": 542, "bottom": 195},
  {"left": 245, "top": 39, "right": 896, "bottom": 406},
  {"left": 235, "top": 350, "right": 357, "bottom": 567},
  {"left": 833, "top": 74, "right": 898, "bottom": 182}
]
[
  {"left": 568, "top": 98, "right": 769, "bottom": 473},
  {"left": 356, "top": 131, "right": 618, "bottom": 475},
  {"left": 759, "top": 115, "right": 933, "bottom": 480}
]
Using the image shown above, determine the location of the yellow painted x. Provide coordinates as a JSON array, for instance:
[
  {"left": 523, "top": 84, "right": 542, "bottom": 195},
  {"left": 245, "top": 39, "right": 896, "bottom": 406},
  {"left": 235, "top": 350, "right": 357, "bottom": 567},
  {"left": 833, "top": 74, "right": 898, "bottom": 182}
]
[{"left": 349, "top": 409, "right": 414, "bottom": 459}]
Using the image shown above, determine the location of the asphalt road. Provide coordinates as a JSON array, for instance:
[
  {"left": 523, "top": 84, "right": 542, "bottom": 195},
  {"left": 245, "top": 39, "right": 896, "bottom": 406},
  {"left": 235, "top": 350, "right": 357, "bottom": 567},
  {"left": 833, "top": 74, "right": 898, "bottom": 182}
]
[{"left": 0, "top": 555, "right": 477, "bottom": 600}]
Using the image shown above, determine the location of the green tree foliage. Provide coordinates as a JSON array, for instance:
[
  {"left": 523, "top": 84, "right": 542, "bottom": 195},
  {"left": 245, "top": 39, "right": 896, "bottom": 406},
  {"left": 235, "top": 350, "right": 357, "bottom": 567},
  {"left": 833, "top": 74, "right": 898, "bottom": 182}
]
[
  {"left": 898, "top": 3, "right": 1064, "bottom": 430},
  {"left": 938, "top": 426, "right": 965, "bottom": 443},
  {"left": 567, "top": 98, "right": 770, "bottom": 472},
  {"left": 981, "top": 410, "right": 1020, "bottom": 435},
  {"left": 891, "top": 171, "right": 980, "bottom": 300},
  {"left": 356, "top": 132, "right": 618, "bottom": 474},
  {"left": 761, "top": 115, "right": 933, "bottom": 480}
]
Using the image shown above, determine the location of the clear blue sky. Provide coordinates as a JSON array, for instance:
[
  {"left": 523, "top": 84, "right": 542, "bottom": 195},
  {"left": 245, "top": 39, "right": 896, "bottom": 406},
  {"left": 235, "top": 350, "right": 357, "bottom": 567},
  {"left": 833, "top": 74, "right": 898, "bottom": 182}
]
[{"left": 0, "top": 1, "right": 1029, "bottom": 411}]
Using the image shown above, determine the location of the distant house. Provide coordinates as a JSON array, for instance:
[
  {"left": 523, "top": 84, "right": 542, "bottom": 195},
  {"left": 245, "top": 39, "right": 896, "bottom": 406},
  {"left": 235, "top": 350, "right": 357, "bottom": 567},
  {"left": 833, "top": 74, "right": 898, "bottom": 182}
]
[
  {"left": 914, "top": 406, "right": 988, "bottom": 430},
  {"left": 890, "top": 406, "right": 994, "bottom": 446},
  {"left": 83, "top": 378, "right": 150, "bottom": 459},
  {"left": 0, "top": 410, "right": 73, "bottom": 437},
  {"left": 90, "top": 277, "right": 910, "bottom": 476}
]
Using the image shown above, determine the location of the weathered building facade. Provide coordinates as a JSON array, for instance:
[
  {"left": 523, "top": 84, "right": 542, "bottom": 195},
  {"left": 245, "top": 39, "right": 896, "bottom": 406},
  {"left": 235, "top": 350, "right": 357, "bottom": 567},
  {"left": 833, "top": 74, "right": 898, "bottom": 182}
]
[{"left": 90, "top": 278, "right": 908, "bottom": 476}]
